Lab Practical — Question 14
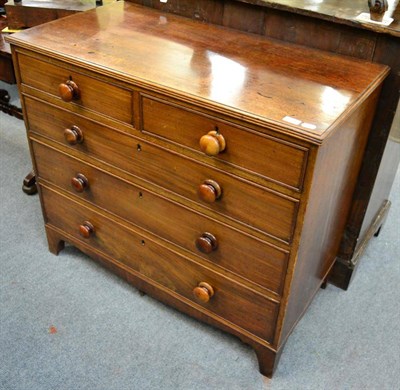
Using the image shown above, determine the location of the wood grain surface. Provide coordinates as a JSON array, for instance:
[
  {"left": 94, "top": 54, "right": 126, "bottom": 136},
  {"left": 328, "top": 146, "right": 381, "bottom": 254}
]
[
  {"left": 8, "top": 2, "right": 391, "bottom": 377},
  {"left": 127, "top": 0, "right": 400, "bottom": 36},
  {"left": 7, "top": 2, "right": 388, "bottom": 140},
  {"left": 31, "top": 139, "right": 290, "bottom": 296}
]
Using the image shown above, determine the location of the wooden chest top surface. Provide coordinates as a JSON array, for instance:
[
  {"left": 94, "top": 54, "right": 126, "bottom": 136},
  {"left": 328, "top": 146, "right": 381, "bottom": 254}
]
[{"left": 7, "top": 2, "right": 388, "bottom": 142}]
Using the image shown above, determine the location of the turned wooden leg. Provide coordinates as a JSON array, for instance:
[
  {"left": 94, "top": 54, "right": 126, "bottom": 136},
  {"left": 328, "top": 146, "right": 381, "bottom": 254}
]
[
  {"left": 0, "top": 90, "right": 35, "bottom": 196},
  {"left": 329, "top": 200, "right": 391, "bottom": 290},
  {"left": 0, "top": 89, "right": 23, "bottom": 120},
  {"left": 373, "top": 201, "right": 390, "bottom": 238},
  {"left": 0, "top": 90, "right": 34, "bottom": 195},
  {"left": 22, "top": 171, "right": 37, "bottom": 195},
  {"left": 374, "top": 226, "right": 382, "bottom": 237},
  {"left": 45, "top": 227, "right": 65, "bottom": 255},
  {"left": 252, "top": 344, "right": 282, "bottom": 378}
]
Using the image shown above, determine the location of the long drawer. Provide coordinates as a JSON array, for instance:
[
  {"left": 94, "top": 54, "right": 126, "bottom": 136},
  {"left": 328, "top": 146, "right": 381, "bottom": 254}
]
[
  {"left": 32, "top": 140, "right": 289, "bottom": 294},
  {"left": 41, "top": 185, "right": 279, "bottom": 342},
  {"left": 141, "top": 95, "right": 308, "bottom": 191},
  {"left": 17, "top": 53, "right": 133, "bottom": 124},
  {"left": 25, "top": 96, "right": 299, "bottom": 243}
]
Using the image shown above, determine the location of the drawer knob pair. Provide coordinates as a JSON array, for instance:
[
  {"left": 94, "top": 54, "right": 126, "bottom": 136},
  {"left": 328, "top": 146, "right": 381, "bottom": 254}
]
[
  {"left": 64, "top": 125, "right": 84, "bottom": 145},
  {"left": 199, "top": 130, "right": 226, "bottom": 156},
  {"left": 196, "top": 232, "right": 218, "bottom": 254},
  {"left": 193, "top": 282, "right": 214, "bottom": 303},
  {"left": 59, "top": 80, "right": 81, "bottom": 102},
  {"left": 198, "top": 179, "right": 221, "bottom": 203},
  {"left": 71, "top": 173, "right": 89, "bottom": 193}
]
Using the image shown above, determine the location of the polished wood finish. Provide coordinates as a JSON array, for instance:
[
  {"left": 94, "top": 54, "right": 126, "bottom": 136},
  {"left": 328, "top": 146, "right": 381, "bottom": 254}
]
[
  {"left": 9, "top": 8, "right": 385, "bottom": 135},
  {"left": 42, "top": 185, "right": 279, "bottom": 342},
  {"left": 196, "top": 232, "right": 218, "bottom": 254},
  {"left": 5, "top": 0, "right": 95, "bottom": 30},
  {"left": 199, "top": 130, "right": 226, "bottom": 157},
  {"left": 64, "top": 125, "right": 83, "bottom": 145},
  {"left": 79, "top": 221, "right": 94, "bottom": 239},
  {"left": 141, "top": 96, "right": 308, "bottom": 191},
  {"left": 8, "top": 2, "right": 389, "bottom": 377},
  {"left": 71, "top": 173, "right": 89, "bottom": 193},
  {"left": 31, "top": 138, "right": 289, "bottom": 295},
  {"left": 279, "top": 86, "right": 382, "bottom": 345},
  {"left": 17, "top": 53, "right": 133, "bottom": 123},
  {"left": 193, "top": 282, "right": 215, "bottom": 303},
  {"left": 128, "top": 0, "right": 400, "bottom": 290},
  {"left": 58, "top": 80, "right": 80, "bottom": 102},
  {"left": 198, "top": 179, "right": 222, "bottom": 204},
  {"left": 23, "top": 94, "right": 299, "bottom": 243}
]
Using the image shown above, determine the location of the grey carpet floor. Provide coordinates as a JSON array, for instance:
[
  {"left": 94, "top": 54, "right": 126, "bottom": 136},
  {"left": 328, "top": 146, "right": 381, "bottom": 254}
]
[{"left": 1, "top": 81, "right": 399, "bottom": 390}]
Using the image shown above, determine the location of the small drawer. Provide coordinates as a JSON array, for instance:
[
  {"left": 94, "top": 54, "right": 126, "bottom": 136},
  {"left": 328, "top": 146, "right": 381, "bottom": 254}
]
[
  {"left": 33, "top": 141, "right": 289, "bottom": 295},
  {"left": 17, "top": 53, "right": 133, "bottom": 124},
  {"left": 25, "top": 97, "right": 298, "bottom": 243},
  {"left": 141, "top": 95, "right": 308, "bottom": 191},
  {"left": 41, "top": 186, "right": 279, "bottom": 342}
]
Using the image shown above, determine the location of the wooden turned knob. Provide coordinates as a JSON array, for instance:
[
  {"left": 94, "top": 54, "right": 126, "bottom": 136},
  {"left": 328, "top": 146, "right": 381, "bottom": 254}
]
[
  {"left": 64, "top": 125, "right": 83, "bottom": 145},
  {"left": 198, "top": 179, "right": 222, "bottom": 203},
  {"left": 368, "top": 0, "right": 388, "bottom": 21},
  {"left": 71, "top": 173, "right": 89, "bottom": 193},
  {"left": 196, "top": 232, "right": 218, "bottom": 254},
  {"left": 199, "top": 130, "right": 226, "bottom": 156},
  {"left": 193, "top": 282, "right": 214, "bottom": 303},
  {"left": 79, "top": 221, "right": 94, "bottom": 238},
  {"left": 58, "top": 80, "right": 80, "bottom": 102}
]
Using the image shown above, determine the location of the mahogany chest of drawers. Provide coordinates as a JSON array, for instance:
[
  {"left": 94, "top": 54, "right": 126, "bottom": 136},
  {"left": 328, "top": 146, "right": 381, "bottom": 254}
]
[{"left": 7, "top": 2, "right": 389, "bottom": 377}]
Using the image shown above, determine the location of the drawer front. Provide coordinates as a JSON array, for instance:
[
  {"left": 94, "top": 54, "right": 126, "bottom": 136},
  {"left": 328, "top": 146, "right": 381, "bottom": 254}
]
[
  {"left": 141, "top": 95, "right": 308, "bottom": 190},
  {"left": 18, "top": 53, "right": 133, "bottom": 123},
  {"left": 33, "top": 141, "right": 288, "bottom": 294},
  {"left": 25, "top": 97, "right": 298, "bottom": 243},
  {"left": 41, "top": 186, "right": 279, "bottom": 342}
]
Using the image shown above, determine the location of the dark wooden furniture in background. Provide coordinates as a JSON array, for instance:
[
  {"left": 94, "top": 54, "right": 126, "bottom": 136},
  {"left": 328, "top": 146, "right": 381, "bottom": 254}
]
[
  {"left": 126, "top": 0, "right": 400, "bottom": 290},
  {"left": 1, "top": 15, "right": 22, "bottom": 118},
  {"left": 5, "top": 0, "right": 94, "bottom": 30},
  {"left": 7, "top": 2, "right": 389, "bottom": 377},
  {"left": 368, "top": 0, "right": 389, "bottom": 22},
  {"left": 1, "top": 21, "right": 33, "bottom": 190},
  {"left": 0, "top": 20, "right": 15, "bottom": 83},
  {"left": 1, "top": 0, "right": 95, "bottom": 194}
]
